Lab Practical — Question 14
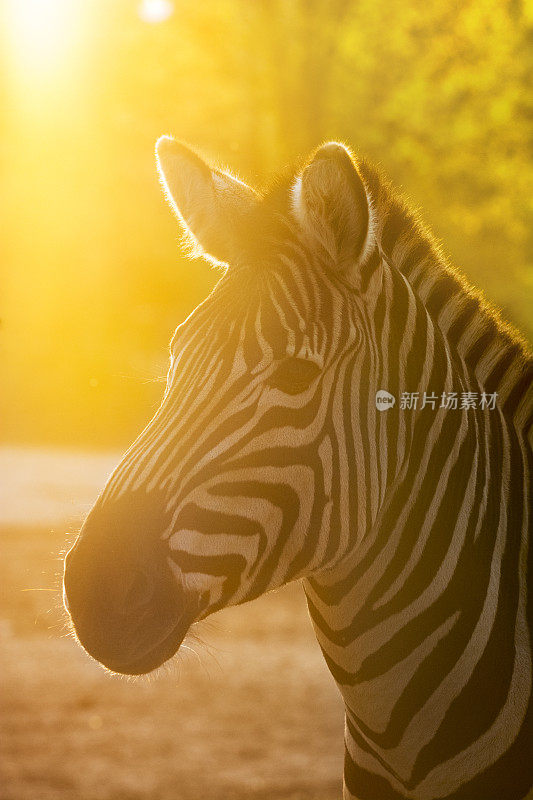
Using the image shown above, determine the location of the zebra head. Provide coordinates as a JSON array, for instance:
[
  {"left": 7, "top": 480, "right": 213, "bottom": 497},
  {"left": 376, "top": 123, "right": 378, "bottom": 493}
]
[{"left": 64, "top": 139, "right": 384, "bottom": 675}]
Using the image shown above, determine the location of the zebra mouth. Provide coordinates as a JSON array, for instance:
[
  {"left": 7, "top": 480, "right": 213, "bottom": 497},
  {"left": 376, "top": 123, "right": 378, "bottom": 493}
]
[
  {"left": 69, "top": 598, "right": 200, "bottom": 677},
  {"left": 99, "top": 612, "right": 193, "bottom": 676}
]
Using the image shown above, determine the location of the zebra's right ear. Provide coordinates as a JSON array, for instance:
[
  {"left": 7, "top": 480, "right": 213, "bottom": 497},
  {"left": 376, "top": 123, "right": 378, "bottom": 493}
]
[
  {"left": 291, "top": 142, "right": 376, "bottom": 288},
  {"left": 156, "top": 136, "right": 258, "bottom": 266}
]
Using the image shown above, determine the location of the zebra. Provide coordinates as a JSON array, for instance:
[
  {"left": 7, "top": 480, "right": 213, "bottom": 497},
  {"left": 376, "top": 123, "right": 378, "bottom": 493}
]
[{"left": 64, "top": 138, "right": 533, "bottom": 800}]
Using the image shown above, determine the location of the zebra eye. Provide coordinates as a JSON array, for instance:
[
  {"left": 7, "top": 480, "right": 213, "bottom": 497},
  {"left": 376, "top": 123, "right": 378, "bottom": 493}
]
[{"left": 267, "top": 358, "right": 321, "bottom": 395}]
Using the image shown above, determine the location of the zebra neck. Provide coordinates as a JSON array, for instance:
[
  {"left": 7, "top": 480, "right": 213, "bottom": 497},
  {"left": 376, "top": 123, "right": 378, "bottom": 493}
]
[{"left": 359, "top": 160, "right": 533, "bottom": 438}]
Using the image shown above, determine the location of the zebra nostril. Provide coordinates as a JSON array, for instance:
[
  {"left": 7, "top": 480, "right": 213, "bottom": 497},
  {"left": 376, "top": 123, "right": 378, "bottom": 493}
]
[{"left": 120, "top": 569, "right": 154, "bottom": 612}]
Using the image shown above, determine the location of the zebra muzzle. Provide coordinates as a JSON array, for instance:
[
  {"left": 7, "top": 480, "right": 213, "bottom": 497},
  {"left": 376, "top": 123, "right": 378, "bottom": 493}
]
[{"left": 63, "top": 530, "right": 199, "bottom": 675}]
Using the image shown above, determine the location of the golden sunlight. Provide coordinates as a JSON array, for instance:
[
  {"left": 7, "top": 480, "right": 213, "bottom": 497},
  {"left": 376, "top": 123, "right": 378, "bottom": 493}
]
[
  {"left": 138, "top": 0, "right": 174, "bottom": 24},
  {"left": 5, "top": 0, "right": 79, "bottom": 80}
]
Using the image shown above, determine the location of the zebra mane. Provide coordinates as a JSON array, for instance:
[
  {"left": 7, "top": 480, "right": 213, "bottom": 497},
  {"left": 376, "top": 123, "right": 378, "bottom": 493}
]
[
  {"left": 358, "top": 160, "right": 533, "bottom": 428},
  {"left": 231, "top": 165, "right": 304, "bottom": 272},
  {"left": 259, "top": 164, "right": 304, "bottom": 214}
]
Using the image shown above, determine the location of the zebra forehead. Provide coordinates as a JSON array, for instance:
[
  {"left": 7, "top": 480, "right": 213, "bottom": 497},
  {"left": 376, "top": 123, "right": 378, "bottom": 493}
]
[
  {"left": 178, "top": 258, "right": 344, "bottom": 348},
  {"left": 172, "top": 281, "right": 318, "bottom": 360}
]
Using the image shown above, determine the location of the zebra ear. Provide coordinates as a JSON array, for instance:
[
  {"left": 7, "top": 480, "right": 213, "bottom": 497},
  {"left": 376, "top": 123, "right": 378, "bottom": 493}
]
[
  {"left": 291, "top": 142, "right": 376, "bottom": 285},
  {"left": 156, "top": 136, "right": 258, "bottom": 266}
]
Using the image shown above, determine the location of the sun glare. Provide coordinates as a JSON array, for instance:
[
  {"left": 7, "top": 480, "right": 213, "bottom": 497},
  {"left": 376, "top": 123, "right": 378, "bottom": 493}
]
[
  {"left": 5, "top": 0, "right": 79, "bottom": 82},
  {"left": 138, "top": 0, "right": 174, "bottom": 24}
]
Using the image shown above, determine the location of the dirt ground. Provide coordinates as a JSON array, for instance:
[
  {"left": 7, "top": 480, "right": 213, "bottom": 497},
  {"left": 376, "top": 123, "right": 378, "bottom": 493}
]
[{"left": 0, "top": 448, "right": 345, "bottom": 800}]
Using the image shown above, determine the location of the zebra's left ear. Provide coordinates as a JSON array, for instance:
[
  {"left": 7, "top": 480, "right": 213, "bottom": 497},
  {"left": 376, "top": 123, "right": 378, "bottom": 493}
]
[
  {"left": 156, "top": 136, "right": 258, "bottom": 266},
  {"left": 291, "top": 142, "right": 376, "bottom": 288}
]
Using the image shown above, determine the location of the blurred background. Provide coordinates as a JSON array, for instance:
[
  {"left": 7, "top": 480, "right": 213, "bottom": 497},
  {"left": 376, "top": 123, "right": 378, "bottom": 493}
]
[
  {"left": 1, "top": 1, "right": 532, "bottom": 798},
  {"left": 1, "top": 0, "right": 532, "bottom": 448}
]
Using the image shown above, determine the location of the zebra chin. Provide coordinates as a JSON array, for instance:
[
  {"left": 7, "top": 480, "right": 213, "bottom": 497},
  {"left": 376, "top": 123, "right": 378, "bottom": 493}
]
[
  {"left": 63, "top": 576, "right": 199, "bottom": 676},
  {"left": 75, "top": 614, "right": 193, "bottom": 677}
]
